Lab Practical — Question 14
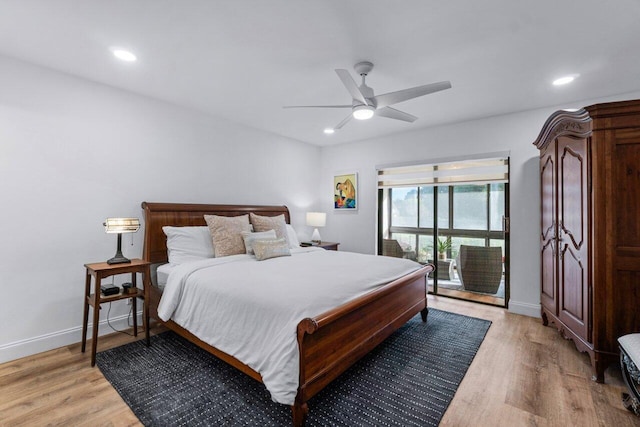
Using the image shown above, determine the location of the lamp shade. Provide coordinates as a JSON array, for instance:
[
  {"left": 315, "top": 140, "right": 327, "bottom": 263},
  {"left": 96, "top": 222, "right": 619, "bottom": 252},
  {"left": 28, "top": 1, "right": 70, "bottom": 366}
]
[
  {"left": 104, "top": 218, "right": 140, "bottom": 234},
  {"left": 306, "top": 212, "right": 326, "bottom": 228}
]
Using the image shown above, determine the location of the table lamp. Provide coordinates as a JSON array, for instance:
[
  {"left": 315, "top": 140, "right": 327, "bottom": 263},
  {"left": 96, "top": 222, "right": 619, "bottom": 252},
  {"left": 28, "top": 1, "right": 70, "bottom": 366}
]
[
  {"left": 104, "top": 217, "right": 140, "bottom": 264},
  {"left": 306, "top": 212, "right": 326, "bottom": 243}
]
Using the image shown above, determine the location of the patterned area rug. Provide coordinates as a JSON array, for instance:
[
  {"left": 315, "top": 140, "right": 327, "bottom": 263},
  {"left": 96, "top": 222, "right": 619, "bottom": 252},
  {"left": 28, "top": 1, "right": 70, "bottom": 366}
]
[{"left": 96, "top": 309, "right": 490, "bottom": 426}]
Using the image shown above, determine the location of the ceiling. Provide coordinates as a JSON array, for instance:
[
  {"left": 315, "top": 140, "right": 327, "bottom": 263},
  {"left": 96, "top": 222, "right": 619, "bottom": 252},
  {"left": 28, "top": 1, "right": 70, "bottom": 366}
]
[{"left": 0, "top": 1, "right": 638, "bottom": 146}]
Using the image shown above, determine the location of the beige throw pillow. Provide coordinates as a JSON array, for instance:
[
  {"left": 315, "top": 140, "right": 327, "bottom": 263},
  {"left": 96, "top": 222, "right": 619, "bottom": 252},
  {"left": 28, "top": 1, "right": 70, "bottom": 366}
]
[
  {"left": 249, "top": 213, "right": 290, "bottom": 247},
  {"left": 252, "top": 238, "right": 291, "bottom": 261},
  {"left": 204, "top": 214, "right": 251, "bottom": 257}
]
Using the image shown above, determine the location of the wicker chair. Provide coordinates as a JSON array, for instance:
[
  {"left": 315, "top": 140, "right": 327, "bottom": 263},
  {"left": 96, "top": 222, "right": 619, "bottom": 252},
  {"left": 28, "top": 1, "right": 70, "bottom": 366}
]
[
  {"left": 456, "top": 245, "right": 502, "bottom": 294},
  {"left": 382, "top": 239, "right": 414, "bottom": 260}
]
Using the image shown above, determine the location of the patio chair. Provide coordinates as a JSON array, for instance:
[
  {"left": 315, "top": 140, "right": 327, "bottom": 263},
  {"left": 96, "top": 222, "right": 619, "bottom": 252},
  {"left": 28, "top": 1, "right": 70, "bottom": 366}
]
[
  {"left": 456, "top": 245, "right": 502, "bottom": 294},
  {"left": 382, "top": 239, "right": 415, "bottom": 260}
]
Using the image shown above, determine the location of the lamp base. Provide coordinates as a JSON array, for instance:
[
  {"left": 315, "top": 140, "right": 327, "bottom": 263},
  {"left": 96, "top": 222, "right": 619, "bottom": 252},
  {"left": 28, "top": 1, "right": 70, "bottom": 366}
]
[
  {"left": 107, "top": 251, "right": 131, "bottom": 265},
  {"left": 311, "top": 228, "right": 322, "bottom": 244},
  {"left": 107, "top": 233, "right": 131, "bottom": 264}
]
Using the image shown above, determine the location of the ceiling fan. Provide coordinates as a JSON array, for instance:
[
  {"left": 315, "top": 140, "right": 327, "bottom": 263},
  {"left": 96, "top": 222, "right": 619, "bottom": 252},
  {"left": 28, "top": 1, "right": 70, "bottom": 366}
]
[{"left": 284, "top": 61, "right": 451, "bottom": 130}]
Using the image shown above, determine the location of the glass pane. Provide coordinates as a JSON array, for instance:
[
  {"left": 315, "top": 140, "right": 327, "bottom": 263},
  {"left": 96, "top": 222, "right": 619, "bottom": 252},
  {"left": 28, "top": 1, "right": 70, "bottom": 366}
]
[
  {"left": 490, "top": 183, "right": 505, "bottom": 231},
  {"left": 418, "top": 187, "right": 434, "bottom": 228},
  {"left": 453, "top": 185, "right": 487, "bottom": 230},
  {"left": 418, "top": 234, "right": 435, "bottom": 264},
  {"left": 390, "top": 233, "right": 417, "bottom": 260},
  {"left": 391, "top": 187, "right": 418, "bottom": 227},
  {"left": 437, "top": 187, "right": 449, "bottom": 229}
]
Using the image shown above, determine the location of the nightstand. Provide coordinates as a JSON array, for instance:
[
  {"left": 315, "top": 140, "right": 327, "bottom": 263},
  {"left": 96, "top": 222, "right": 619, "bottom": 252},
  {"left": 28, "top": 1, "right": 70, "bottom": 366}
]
[
  {"left": 81, "top": 258, "right": 151, "bottom": 366},
  {"left": 301, "top": 241, "right": 339, "bottom": 251}
]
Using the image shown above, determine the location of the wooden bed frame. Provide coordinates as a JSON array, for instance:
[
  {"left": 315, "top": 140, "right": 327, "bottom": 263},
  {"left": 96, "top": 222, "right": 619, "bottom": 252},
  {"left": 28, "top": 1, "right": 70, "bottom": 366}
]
[{"left": 141, "top": 201, "right": 434, "bottom": 426}]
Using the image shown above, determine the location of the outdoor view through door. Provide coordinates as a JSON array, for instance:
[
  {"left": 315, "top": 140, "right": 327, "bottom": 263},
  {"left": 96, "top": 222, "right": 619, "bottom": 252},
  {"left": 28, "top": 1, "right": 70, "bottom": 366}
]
[{"left": 377, "top": 157, "right": 509, "bottom": 307}]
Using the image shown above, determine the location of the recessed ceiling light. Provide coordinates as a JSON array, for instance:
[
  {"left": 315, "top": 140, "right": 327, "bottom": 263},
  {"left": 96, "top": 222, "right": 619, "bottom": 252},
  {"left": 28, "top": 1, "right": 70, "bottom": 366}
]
[
  {"left": 553, "top": 74, "right": 579, "bottom": 86},
  {"left": 324, "top": 128, "right": 335, "bottom": 134},
  {"left": 112, "top": 48, "right": 137, "bottom": 62}
]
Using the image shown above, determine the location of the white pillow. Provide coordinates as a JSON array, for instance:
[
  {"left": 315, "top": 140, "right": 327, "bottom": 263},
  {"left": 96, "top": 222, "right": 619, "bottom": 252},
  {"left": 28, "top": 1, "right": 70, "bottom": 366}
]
[
  {"left": 241, "top": 229, "right": 277, "bottom": 255},
  {"left": 162, "top": 226, "right": 214, "bottom": 265},
  {"left": 286, "top": 224, "right": 301, "bottom": 249}
]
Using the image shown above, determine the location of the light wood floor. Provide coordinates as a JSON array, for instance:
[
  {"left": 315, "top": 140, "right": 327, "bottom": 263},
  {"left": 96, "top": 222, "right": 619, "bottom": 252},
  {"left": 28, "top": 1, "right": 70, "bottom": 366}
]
[
  {"left": 1, "top": 296, "right": 637, "bottom": 426},
  {"left": 430, "top": 286, "right": 505, "bottom": 306}
]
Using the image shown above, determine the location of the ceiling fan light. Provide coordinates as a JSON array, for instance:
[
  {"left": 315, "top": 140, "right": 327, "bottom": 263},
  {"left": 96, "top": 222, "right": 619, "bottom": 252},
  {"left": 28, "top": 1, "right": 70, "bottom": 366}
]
[{"left": 353, "top": 105, "right": 375, "bottom": 120}]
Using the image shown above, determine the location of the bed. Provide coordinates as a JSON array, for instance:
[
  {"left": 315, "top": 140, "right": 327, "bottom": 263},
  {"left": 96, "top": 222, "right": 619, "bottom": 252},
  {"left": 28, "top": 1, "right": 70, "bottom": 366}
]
[{"left": 141, "top": 201, "right": 434, "bottom": 426}]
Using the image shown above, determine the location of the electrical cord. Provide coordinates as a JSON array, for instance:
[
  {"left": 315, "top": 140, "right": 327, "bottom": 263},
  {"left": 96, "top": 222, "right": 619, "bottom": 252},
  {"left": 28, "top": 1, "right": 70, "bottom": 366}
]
[
  {"left": 104, "top": 276, "right": 141, "bottom": 336},
  {"left": 106, "top": 300, "right": 135, "bottom": 336}
]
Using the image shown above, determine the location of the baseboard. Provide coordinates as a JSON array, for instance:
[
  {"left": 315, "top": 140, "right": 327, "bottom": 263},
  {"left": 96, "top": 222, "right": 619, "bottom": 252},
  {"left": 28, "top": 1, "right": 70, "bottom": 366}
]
[
  {"left": 508, "top": 300, "right": 541, "bottom": 318},
  {"left": 0, "top": 311, "right": 143, "bottom": 364}
]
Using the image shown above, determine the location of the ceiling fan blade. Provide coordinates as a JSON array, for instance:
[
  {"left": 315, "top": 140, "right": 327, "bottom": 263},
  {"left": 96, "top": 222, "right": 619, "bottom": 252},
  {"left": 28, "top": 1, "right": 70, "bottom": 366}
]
[
  {"left": 376, "top": 106, "right": 418, "bottom": 123},
  {"left": 334, "top": 113, "right": 353, "bottom": 130},
  {"left": 335, "top": 69, "right": 368, "bottom": 106},
  {"left": 374, "top": 81, "right": 451, "bottom": 108},
  {"left": 282, "top": 105, "right": 352, "bottom": 109}
]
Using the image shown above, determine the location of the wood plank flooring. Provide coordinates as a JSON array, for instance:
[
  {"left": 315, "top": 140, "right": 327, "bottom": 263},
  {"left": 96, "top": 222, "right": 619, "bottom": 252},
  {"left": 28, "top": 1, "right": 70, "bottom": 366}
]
[
  {"left": 1, "top": 296, "right": 637, "bottom": 426},
  {"left": 429, "top": 286, "right": 505, "bottom": 306}
]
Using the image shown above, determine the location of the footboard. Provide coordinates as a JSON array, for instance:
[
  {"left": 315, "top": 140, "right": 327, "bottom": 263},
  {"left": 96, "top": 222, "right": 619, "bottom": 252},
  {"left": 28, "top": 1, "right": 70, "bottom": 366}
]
[{"left": 293, "top": 264, "right": 433, "bottom": 425}]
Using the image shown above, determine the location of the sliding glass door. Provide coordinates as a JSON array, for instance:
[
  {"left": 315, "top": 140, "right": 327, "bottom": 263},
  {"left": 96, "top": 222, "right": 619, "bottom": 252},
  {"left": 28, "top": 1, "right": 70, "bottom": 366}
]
[{"left": 378, "top": 157, "right": 509, "bottom": 307}]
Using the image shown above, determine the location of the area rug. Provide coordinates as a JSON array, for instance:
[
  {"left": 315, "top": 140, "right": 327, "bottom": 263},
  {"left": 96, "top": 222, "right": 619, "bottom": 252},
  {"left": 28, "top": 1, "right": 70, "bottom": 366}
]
[{"left": 96, "top": 309, "right": 490, "bottom": 426}]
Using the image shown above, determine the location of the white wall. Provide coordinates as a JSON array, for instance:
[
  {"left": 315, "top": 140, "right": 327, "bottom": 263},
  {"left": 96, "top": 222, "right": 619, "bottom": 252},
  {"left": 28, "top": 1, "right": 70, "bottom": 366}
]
[
  {"left": 0, "top": 56, "right": 321, "bottom": 362},
  {"left": 319, "top": 90, "right": 640, "bottom": 317}
]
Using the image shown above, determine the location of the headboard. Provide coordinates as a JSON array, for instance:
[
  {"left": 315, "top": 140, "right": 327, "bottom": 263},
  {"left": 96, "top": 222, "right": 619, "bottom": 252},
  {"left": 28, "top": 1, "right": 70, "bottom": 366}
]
[{"left": 141, "top": 202, "right": 291, "bottom": 264}]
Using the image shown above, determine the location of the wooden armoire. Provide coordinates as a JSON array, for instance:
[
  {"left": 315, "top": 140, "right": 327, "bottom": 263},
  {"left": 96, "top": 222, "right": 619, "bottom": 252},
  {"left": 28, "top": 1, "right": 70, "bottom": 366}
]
[{"left": 533, "top": 99, "right": 640, "bottom": 382}]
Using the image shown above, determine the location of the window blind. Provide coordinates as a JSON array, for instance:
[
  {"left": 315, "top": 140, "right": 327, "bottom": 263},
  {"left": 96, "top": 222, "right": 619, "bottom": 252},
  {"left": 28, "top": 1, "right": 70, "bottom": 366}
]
[{"left": 377, "top": 157, "right": 509, "bottom": 188}]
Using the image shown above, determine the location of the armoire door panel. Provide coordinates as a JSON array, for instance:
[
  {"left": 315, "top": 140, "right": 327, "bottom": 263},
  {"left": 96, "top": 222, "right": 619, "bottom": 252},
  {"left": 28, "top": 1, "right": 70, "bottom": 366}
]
[
  {"left": 541, "top": 154, "right": 556, "bottom": 243},
  {"left": 541, "top": 239, "right": 556, "bottom": 309},
  {"left": 559, "top": 244, "right": 588, "bottom": 339},
  {"left": 559, "top": 143, "right": 585, "bottom": 250},
  {"left": 540, "top": 147, "right": 557, "bottom": 313}
]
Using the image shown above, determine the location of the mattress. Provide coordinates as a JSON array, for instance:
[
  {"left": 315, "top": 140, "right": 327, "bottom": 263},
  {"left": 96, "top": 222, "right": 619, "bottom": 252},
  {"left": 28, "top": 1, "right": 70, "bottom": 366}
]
[{"left": 156, "top": 263, "right": 175, "bottom": 289}]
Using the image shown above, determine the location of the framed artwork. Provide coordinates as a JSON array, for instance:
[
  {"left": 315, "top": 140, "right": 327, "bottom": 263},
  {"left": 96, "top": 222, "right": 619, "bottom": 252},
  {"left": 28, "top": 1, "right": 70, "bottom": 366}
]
[{"left": 334, "top": 173, "right": 358, "bottom": 210}]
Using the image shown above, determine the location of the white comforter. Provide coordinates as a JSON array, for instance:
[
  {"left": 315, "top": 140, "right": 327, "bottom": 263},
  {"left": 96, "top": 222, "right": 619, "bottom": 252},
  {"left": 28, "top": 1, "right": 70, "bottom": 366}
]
[{"left": 158, "top": 247, "right": 422, "bottom": 405}]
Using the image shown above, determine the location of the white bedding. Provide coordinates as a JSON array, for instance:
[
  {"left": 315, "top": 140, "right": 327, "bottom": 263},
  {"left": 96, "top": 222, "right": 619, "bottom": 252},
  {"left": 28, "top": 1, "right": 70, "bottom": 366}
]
[{"left": 158, "top": 247, "right": 422, "bottom": 405}]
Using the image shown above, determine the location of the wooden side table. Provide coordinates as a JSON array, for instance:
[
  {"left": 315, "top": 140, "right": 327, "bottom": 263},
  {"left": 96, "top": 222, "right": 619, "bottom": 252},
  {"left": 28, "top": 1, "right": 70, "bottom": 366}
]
[
  {"left": 81, "top": 258, "right": 151, "bottom": 366},
  {"left": 301, "top": 241, "right": 340, "bottom": 251}
]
